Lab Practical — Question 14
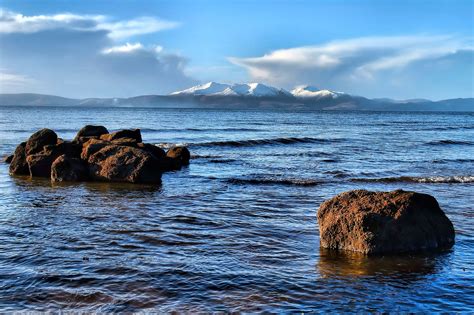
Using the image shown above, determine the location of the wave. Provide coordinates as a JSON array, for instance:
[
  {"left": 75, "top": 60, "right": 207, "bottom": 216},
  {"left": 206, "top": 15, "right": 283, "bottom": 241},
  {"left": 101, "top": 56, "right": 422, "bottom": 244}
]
[
  {"left": 426, "top": 140, "right": 474, "bottom": 146},
  {"left": 141, "top": 127, "right": 262, "bottom": 133},
  {"left": 209, "top": 159, "right": 237, "bottom": 164},
  {"left": 351, "top": 176, "right": 474, "bottom": 184},
  {"left": 193, "top": 137, "right": 342, "bottom": 148},
  {"left": 227, "top": 177, "right": 322, "bottom": 186}
]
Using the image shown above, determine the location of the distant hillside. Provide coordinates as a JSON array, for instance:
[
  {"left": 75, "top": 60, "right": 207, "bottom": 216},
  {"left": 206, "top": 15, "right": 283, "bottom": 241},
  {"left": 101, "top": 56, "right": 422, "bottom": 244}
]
[{"left": 0, "top": 85, "right": 472, "bottom": 112}]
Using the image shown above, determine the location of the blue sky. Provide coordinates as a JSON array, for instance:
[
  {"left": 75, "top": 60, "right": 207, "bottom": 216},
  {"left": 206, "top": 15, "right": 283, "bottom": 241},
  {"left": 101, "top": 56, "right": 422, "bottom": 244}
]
[{"left": 0, "top": 0, "right": 473, "bottom": 99}]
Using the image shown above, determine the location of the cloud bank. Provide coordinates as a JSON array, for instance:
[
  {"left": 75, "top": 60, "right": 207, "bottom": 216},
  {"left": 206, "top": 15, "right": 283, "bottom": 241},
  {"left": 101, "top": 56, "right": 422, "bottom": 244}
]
[
  {"left": 0, "top": 9, "right": 195, "bottom": 98},
  {"left": 229, "top": 35, "right": 474, "bottom": 99}
]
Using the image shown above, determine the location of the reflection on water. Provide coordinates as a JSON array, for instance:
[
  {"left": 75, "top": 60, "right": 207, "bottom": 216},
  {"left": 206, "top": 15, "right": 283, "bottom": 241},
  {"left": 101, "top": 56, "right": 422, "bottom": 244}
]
[{"left": 318, "top": 248, "right": 449, "bottom": 279}]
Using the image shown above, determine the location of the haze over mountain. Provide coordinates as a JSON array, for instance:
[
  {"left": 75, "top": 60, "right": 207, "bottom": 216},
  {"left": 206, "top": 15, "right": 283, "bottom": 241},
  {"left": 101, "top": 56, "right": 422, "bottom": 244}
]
[{"left": 0, "top": 81, "right": 472, "bottom": 111}]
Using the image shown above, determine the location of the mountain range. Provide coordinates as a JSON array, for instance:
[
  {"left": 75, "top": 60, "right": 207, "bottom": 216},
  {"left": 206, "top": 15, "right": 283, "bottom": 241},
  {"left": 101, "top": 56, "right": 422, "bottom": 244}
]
[{"left": 0, "top": 82, "right": 472, "bottom": 111}]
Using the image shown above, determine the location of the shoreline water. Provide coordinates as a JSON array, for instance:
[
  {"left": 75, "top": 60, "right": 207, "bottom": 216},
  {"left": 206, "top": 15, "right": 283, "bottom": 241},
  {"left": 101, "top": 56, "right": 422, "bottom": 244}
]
[{"left": 0, "top": 107, "right": 473, "bottom": 311}]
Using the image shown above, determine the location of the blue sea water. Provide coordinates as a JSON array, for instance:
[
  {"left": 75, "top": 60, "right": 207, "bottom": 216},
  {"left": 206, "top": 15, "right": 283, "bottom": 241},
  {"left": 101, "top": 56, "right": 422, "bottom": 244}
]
[{"left": 0, "top": 106, "right": 473, "bottom": 312}]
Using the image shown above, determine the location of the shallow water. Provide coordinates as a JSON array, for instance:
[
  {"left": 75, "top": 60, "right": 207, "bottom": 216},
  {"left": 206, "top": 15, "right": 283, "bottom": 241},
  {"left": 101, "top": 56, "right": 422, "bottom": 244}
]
[{"left": 0, "top": 106, "right": 473, "bottom": 312}]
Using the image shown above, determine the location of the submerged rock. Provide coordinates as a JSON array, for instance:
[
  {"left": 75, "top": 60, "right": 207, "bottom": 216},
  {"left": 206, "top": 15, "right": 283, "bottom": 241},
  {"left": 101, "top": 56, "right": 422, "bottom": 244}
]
[
  {"left": 317, "top": 189, "right": 455, "bottom": 254},
  {"left": 9, "top": 142, "right": 29, "bottom": 175},
  {"left": 51, "top": 154, "right": 89, "bottom": 182}
]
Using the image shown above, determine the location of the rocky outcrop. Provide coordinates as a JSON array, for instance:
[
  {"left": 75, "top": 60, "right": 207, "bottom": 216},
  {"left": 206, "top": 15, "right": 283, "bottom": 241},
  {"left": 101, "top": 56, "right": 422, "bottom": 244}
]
[
  {"left": 317, "top": 189, "right": 455, "bottom": 254},
  {"left": 51, "top": 155, "right": 89, "bottom": 182},
  {"left": 7, "top": 126, "right": 189, "bottom": 184}
]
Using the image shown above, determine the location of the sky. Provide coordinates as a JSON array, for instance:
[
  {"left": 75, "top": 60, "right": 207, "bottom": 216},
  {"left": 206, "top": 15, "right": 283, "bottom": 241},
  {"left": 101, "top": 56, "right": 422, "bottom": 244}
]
[{"left": 0, "top": 0, "right": 473, "bottom": 100}]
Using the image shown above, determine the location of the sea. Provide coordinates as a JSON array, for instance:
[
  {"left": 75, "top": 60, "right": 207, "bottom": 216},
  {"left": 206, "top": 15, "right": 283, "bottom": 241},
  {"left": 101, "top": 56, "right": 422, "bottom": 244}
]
[{"left": 0, "top": 106, "right": 473, "bottom": 312}]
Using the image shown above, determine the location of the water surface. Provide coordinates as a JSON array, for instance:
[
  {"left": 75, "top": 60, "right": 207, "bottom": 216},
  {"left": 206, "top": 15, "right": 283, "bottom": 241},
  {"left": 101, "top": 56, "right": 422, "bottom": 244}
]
[{"left": 0, "top": 107, "right": 473, "bottom": 312}]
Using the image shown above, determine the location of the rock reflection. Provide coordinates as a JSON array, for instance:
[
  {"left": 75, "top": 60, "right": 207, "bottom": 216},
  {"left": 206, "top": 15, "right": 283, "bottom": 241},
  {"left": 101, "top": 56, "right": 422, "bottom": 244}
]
[{"left": 317, "top": 248, "right": 451, "bottom": 280}]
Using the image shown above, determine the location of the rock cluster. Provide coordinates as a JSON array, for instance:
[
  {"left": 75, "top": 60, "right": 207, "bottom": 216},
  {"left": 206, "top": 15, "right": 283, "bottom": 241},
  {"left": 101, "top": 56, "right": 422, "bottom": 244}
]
[
  {"left": 6, "top": 125, "right": 190, "bottom": 184},
  {"left": 317, "top": 189, "right": 455, "bottom": 254}
]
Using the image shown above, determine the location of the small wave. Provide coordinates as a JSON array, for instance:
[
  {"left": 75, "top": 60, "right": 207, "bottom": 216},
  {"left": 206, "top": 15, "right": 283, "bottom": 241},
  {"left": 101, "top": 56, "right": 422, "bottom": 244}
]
[
  {"left": 194, "top": 137, "right": 341, "bottom": 148},
  {"left": 426, "top": 140, "right": 474, "bottom": 146},
  {"left": 209, "top": 159, "right": 237, "bottom": 164},
  {"left": 227, "top": 177, "right": 322, "bottom": 186},
  {"left": 432, "top": 158, "right": 474, "bottom": 164},
  {"left": 351, "top": 176, "right": 474, "bottom": 183},
  {"left": 142, "top": 127, "right": 262, "bottom": 133}
]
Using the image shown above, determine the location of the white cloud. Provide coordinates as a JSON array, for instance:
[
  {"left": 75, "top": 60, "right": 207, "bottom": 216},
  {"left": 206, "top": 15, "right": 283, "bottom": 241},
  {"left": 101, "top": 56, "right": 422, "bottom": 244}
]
[
  {"left": 0, "top": 71, "right": 36, "bottom": 92},
  {"left": 0, "top": 8, "right": 178, "bottom": 39},
  {"left": 100, "top": 17, "right": 179, "bottom": 40},
  {"left": 229, "top": 35, "right": 473, "bottom": 88},
  {"left": 0, "top": 9, "right": 196, "bottom": 97}
]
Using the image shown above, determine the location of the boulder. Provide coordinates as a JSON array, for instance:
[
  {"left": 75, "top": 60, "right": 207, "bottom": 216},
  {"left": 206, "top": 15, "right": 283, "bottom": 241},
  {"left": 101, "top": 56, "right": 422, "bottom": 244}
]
[
  {"left": 26, "top": 145, "right": 65, "bottom": 177},
  {"left": 25, "top": 128, "right": 58, "bottom": 155},
  {"left": 3, "top": 154, "right": 13, "bottom": 164},
  {"left": 166, "top": 146, "right": 190, "bottom": 165},
  {"left": 100, "top": 129, "right": 142, "bottom": 142},
  {"left": 317, "top": 189, "right": 455, "bottom": 254},
  {"left": 110, "top": 137, "right": 139, "bottom": 147},
  {"left": 87, "top": 145, "right": 162, "bottom": 184},
  {"left": 137, "top": 143, "right": 166, "bottom": 160},
  {"left": 81, "top": 139, "right": 109, "bottom": 160},
  {"left": 74, "top": 125, "right": 109, "bottom": 142},
  {"left": 9, "top": 142, "right": 29, "bottom": 175},
  {"left": 51, "top": 154, "right": 89, "bottom": 182}
]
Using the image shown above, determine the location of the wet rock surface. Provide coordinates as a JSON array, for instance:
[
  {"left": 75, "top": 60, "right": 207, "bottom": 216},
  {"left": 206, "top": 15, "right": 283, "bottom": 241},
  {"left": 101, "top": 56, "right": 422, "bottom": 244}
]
[
  {"left": 317, "top": 189, "right": 455, "bottom": 254},
  {"left": 8, "top": 126, "right": 189, "bottom": 184}
]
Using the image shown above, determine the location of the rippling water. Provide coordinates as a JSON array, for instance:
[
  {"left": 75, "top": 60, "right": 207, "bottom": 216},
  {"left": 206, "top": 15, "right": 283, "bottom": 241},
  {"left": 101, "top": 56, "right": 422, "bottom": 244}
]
[{"left": 0, "top": 106, "right": 473, "bottom": 312}]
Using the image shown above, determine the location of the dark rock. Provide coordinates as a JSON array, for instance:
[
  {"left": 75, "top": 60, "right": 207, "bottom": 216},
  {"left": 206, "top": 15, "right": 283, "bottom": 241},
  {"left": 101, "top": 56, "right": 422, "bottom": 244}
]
[
  {"left": 3, "top": 154, "right": 13, "bottom": 164},
  {"left": 81, "top": 139, "right": 109, "bottom": 160},
  {"left": 9, "top": 142, "right": 29, "bottom": 175},
  {"left": 110, "top": 137, "right": 139, "bottom": 147},
  {"left": 317, "top": 189, "right": 455, "bottom": 254},
  {"left": 74, "top": 125, "right": 109, "bottom": 142},
  {"left": 51, "top": 154, "right": 89, "bottom": 182},
  {"left": 25, "top": 128, "right": 58, "bottom": 155},
  {"left": 166, "top": 146, "right": 190, "bottom": 165},
  {"left": 26, "top": 145, "right": 65, "bottom": 177},
  {"left": 100, "top": 129, "right": 142, "bottom": 142},
  {"left": 137, "top": 143, "right": 166, "bottom": 160},
  {"left": 87, "top": 145, "right": 162, "bottom": 184}
]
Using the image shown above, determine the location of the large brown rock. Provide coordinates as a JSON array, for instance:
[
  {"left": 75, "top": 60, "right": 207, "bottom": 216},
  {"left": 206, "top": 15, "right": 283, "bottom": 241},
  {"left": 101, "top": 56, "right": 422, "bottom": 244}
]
[
  {"left": 317, "top": 189, "right": 455, "bottom": 254},
  {"left": 74, "top": 125, "right": 109, "bottom": 142},
  {"left": 87, "top": 145, "right": 162, "bottom": 184},
  {"left": 25, "top": 128, "right": 58, "bottom": 155},
  {"left": 51, "top": 154, "right": 89, "bottom": 182},
  {"left": 9, "top": 142, "right": 29, "bottom": 175},
  {"left": 100, "top": 129, "right": 142, "bottom": 143},
  {"left": 81, "top": 139, "right": 109, "bottom": 160},
  {"left": 166, "top": 146, "right": 190, "bottom": 165},
  {"left": 137, "top": 143, "right": 166, "bottom": 160},
  {"left": 26, "top": 145, "right": 65, "bottom": 177}
]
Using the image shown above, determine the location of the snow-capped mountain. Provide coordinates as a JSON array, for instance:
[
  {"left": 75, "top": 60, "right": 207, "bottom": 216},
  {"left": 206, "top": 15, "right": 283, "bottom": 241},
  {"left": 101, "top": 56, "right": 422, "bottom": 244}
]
[
  {"left": 171, "top": 82, "right": 345, "bottom": 99},
  {"left": 290, "top": 85, "right": 344, "bottom": 98},
  {"left": 170, "top": 82, "right": 291, "bottom": 97}
]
